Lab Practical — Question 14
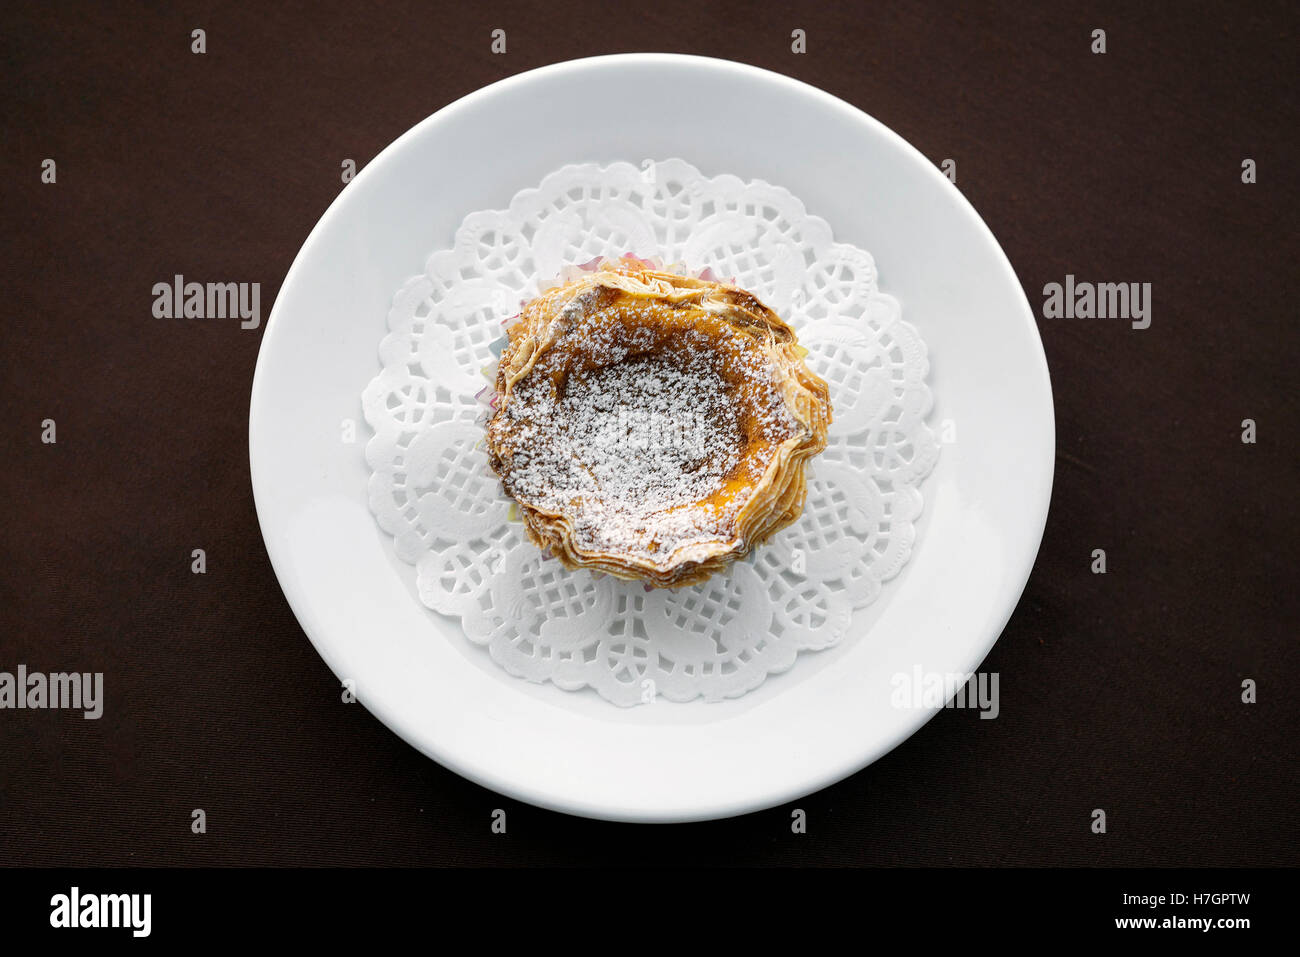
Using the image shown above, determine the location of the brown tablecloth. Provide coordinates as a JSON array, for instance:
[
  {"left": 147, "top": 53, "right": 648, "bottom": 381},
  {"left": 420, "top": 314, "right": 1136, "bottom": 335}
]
[{"left": 1, "top": 0, "right": 1296, "bottom": 865}]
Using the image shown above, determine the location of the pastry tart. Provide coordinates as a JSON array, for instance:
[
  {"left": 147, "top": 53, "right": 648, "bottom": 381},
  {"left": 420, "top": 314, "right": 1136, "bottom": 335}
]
[{"left": 485, "top": 256, "right": 832, "bottom": 588}]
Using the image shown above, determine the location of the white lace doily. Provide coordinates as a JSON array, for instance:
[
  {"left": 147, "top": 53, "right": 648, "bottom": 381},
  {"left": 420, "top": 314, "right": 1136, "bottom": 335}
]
[{"left": 362, "top": 158, "right": 939, "bottom": 706}]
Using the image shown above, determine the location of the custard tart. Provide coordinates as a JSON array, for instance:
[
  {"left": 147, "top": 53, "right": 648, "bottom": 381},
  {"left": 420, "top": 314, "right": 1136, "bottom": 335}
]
[{"left": 485, "top": 256, "right": 832, "bottom": 588}]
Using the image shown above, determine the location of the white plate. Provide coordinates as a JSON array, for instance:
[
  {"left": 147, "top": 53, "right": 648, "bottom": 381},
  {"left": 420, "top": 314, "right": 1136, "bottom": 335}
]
[{"left": 249, "top": 53, "right": 1054, "bottom": 823}]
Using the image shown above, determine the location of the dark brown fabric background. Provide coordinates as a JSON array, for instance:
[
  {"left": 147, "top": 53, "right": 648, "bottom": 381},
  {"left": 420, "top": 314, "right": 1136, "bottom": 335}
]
[{"left": 1, "top": 0, "right": 1296, "bottom": 866}]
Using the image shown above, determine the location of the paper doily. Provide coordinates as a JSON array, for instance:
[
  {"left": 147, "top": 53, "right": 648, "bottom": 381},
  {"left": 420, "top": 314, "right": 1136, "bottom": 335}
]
[{"left": 362, "top": 158, "right": 939, "bottom": 706}]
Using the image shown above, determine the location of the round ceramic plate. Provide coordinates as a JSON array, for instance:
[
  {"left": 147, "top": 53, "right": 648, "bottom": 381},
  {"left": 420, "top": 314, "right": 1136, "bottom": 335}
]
[{"left": 249, "top": 53, "right": 1054, "bottom": 823}]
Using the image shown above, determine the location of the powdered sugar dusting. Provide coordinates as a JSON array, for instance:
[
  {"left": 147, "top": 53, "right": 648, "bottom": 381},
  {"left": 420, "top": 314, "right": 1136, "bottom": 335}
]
[{"left": 493, "top": 296, "right": 800, "bottom": 562}]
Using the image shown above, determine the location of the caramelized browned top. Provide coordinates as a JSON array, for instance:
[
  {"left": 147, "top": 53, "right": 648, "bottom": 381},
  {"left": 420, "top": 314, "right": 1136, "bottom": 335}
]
[{"left": 485, "top": 257, "right": 831, "bottom": 586}]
